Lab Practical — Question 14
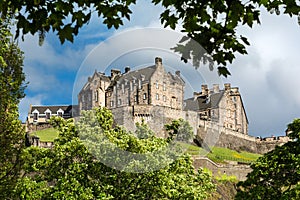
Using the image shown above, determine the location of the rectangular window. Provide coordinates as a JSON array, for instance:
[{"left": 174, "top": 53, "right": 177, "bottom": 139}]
[
  {"left": 138, "top": 79, "right": 142, "bottom": 89},
  {"left": 163, "top": 95, "right": 166, "bottom": 102},
  {"left": 110, "top": 101, "right": 114, "bottom": 107},
  {"left": 33, "top": 113, "right": 38, "bottom": 121},
  {"left": 58, "top": 112, "right": 63, "bottom": 117},
  {"left": 95, "top": 90, "right": 98, "bottom": 102},
  {"left": 156, "top": 81, "right": 159, "bottom": 89},
  {"left": 122, "top": 84, "right": 125, "bottom": 93},
  {"left": 163, "top": 82, "right": 166, "bottom": 91},
  {"left": 143, "top": 93, "right": 147, "bottom": 100},
  {"left": 118, "top": 99, "right": 122, "bottom": 106},
  {"left": 156, "top": 94, "right": 159, "bottom": 100},
  {"left": 46, "top": 112, "right": 51, "bottom": 119}
]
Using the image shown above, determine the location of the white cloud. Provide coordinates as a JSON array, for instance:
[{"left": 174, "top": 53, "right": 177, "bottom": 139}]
[{"left": 226, "top": 9, "right": 300, "bottom": 137}]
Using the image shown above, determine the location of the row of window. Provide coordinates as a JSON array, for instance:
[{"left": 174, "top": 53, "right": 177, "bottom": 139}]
[
  {"left": 156, "top": 81, "right": 166, "bottom": 91},
  {"left": 82, "top": 80, "right": 169, "bottom": 104},
  {"left": 32, "top": 112, "right": 64, "bottom": 121},
  {"left": 109, "top": 93, "right": 172, "bottom": 107}
]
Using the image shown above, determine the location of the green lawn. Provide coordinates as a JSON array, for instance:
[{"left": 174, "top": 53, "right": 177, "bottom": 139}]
[
  {"left": 179, "top": 143, "right": 261, "bottom": 164},
  {"left": 207, "top": 147, "right": 261, "bottom": 164},
  {"left": 31, "top": 128, "right": 59, "bottom": 142}
]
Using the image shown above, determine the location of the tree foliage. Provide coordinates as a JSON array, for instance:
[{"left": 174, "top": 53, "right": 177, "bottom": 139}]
[
  {"left": 16, "top": 107, "right": 215, "bottom": 199},
  {"left": 235, "top": 119, "right": 300, "bottom": 200},
  {"left": 1, "top": 0, "right": 300, "bottom": 76},
  {"left": 165, "top": 118, "right": 194, "bottom": 143},
  {"left": 0, "top": 17, "right": 26, "bottom": 199}
]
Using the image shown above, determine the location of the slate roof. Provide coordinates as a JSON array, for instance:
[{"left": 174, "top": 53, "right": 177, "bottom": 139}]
[
  {"left": 117, "top": 65, "right": 157, "bottom": 84},
  {"left": 107, "top": 64, "right": 184, "bottom": 90},
  {"left": 184, "top": 90, "right": 225, "bottom": 111},
  {"left": 29, "top": 105, "right": 78, "bottom": 115}
]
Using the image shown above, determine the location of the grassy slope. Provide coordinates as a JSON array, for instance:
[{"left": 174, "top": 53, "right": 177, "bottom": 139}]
[
  {"left": 181, "top": 143, "right": 261, "bottom": 164},
  {"left": 31, "top": 128, "right": 59, "bottom": 142}
]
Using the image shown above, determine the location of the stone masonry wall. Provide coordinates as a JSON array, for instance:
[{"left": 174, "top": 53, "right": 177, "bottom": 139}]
[{"left": 192, "top": 156, "right": 252, "bottom": 181}]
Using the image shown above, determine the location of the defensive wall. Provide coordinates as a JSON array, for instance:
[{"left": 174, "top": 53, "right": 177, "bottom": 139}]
[
  {"left": 197, "top": 126, "right": 290, "bottom": 154},
  {"left": 192, "top": 156, "right": 252, "bottom": 181}
]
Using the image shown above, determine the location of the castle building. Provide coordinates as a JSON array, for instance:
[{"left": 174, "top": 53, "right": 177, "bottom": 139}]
[
  {"left": 78, "top": 71, "right": 110, "bottom": 111},
  {"left": 26, "top": 57, "right": 290, "bottom": 154},
  {"left": 184, "top": 83, "right": 248, "bottom": 135},
  {"left": 78, "top": 57, "right": 248, "bottom": 137}
]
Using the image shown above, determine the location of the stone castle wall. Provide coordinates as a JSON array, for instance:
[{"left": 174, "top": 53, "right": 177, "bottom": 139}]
[
  {"left": 192, "top": 156, "right": 252, "bottom": 181},
  {"left": 197, "top": 125, "right": 289, "bottom": 154}
]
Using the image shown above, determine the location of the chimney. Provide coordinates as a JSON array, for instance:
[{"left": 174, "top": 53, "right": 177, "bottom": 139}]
[
  {"left": 111, "top": 69, "right": 121, "bottom": 79},
  {"left": 155, "top": 57, "right": 162, "bottom": 66},
  {"left": 125, "top": 66, "right": 130, "bottom": 73},
  {"left": 213, "top": 84, "right": 219, "bottom": 93},
  {"left": 201, "top": 84, "right": 208, "bottom": 96},
  {"left": 175, "top": 70, "right": 180, "bottom": 76},
  {"left": 224, "top": 83, "right": 231, "bottom": 91}
]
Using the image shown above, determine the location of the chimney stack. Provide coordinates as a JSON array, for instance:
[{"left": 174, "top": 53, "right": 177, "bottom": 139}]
[
  {"left": 201, "top": 84, "right": 208, "bottom": 96},
  {"left": 125, "top": 66, "right": 130, "bottom": 73},
  {"left": 111, "top": 69, "right": 121, "bottom": 80},
  {"left": 155, "top": 57, "right": 162, "bottom": 66},
  {"left": 224, "top": 83, "right": 231, "bottom": 91},
  {"left": 213, "top": 84, "right": 220, "bottom": 93}
]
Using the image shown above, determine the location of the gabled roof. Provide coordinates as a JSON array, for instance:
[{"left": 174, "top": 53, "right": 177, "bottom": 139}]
[
  {"left": 184, "top": 91, "right": 225, "bottom": 111},
  {"left": 29, "top": 105, "right": 78, "bottom": 114},
  {"left": 116, "top": 65, "right": 157, "bottom": 84},
  {"left": 79, "top": 71, "right": 111, "bottom": 93}
]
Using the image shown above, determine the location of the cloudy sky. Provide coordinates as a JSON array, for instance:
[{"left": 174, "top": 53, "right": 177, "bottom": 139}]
[{"left": 18, "top": 0, "right": 300, "bottom": 138}]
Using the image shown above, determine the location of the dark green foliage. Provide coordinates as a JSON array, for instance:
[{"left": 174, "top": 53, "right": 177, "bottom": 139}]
[
  {"left": 1, "top": 0, "right": 300, "bottom": 76},
  {"left": 15, "top": 108, "right": 215, "bottom": 199},
  {"left": 0, "top": 18, "right": 26, "bottom": 199},
  {"left": 0, "top": 0, "right": 136, "bottom": 44},
  {"left": 165, "top": 118, "right": 194, "bottom": 143},
  {"left": 236, "top": 119, "right": 300, "bottom": 200}
]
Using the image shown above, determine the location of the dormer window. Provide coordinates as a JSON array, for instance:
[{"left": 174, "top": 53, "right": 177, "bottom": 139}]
[
  {"left": 45, "top": 109, "right": 51, "bottom": 119},
  {"left": 32, "top": 109, "right": 39, "bottom": 121},
  {"left": 33, "top": 113, "right": 38, "bottom": 121},
  {"left": 57, "top": 112, "right": 63, "bottom": 117},
  {"left": 57, "top": 108, "right": 64, "bottom": 117}
]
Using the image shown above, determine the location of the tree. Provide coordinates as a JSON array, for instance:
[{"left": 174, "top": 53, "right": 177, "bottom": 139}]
[
  {"left": 1, "top": 0, "right": 300, "bottom": 76},
  {"left": 165, "top": 118, "right": 194, "bottom": 143},
  {"left": 235, "top": 119, "right": 300, "bottom": 200},
  {"left": 0, "top": 17, "right": 26, "bottom": 199},
  {"left": 15, "top": 107, "right": 215, "bottom": 199}
]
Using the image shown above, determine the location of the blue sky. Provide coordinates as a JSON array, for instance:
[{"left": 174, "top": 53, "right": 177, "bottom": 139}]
[{"left": 18, "top": 1, "right": 300, "bottom": 138}]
